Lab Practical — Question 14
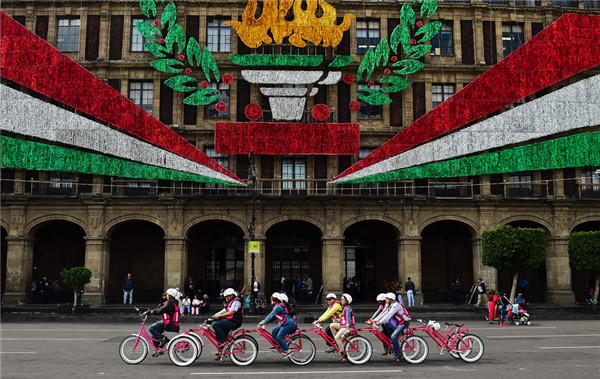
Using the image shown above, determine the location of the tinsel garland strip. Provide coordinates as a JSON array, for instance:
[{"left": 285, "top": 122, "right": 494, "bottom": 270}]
[
  {"left": 0, "top": 12, "right": 243, "bottom": 185},
  {"left": 333, "top": 13, "right": 600, "bottom": 183},
  {"left": 0, "top": 136, "right": 239, "bottom": 185},
  {"left": 333, "top": 74, "right": 600, "bottom": 183},
  {"left": 333, "top": 132, "right": 600, "bottom": 184},
  {"left": 229, "top": 54, "right": 323, "bottom": 67},
  {"left": 241, "top": 69, "right": 323, "bottom": 84},
  {"left": 215, "top": 122, "right": 360, "bottom": 155},
  {"left": 0, "top": 84, "right": 240, "bottom": 185}
]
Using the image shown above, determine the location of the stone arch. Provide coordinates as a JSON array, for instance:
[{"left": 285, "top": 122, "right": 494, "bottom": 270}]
[
  {"left": 263, "top": 216, "right": 325, "bottom": 237},
  {"left": 496, "top": 215, "right": 553, "bottom": 235},
  {"left": 569, "top": 217, "right": 600, "bottom": 234},
  {"left": 183, "top": 214, "right": 247, "bottom": 238},
  {"left": 419, "top": 215, "right": 479, "bottom": 237},
  {"left": 420, "top": 219, "right": 476, "bottom": 302},
  {"left": 105, "top": 214, "right": 167, "bottom": 237},
  {"left": 341, "top": 215, "right": 402, "bottom": 237},
  {"left": 25, "top": 215, "right": 88, "bottom": 239},
  {"left": 342, "top": 218, "right": 401, "bottom": 302}
]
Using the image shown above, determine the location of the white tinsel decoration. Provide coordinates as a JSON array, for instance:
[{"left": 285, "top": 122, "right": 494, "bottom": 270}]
[
  {"left": 317, "top": 71, "right": 342, "bottom": 85},
  {"left": 0, "top": 84, "right": 238, "bottom": 184},
  {"left": 269, "top": 97, "right": 307, "bottom": 121},
  {"left": 260, "top": 88, "right": 307, "bottom": 97},
  {"left": 241, "top": 70, "right": 323, "bottom": 84},
  {"left": 333, "top": 74, "right": 600, "bottom": 183}
]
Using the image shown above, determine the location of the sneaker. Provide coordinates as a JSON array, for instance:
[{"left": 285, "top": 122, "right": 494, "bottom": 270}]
[
  {"left": 152, "top": 351, "right": 164, "bottom": 357},
  {"left": 325, "top": 346, "right": 335, "bottom": 353},
  {"left": 500, "top": 323, "right": 507, "bottom": 326},
  {"left": 381, "top": 351, "right": 389, "bottom": 355},
  {"left": 158, "top": 337, "right": 170, "bottom": 348},
  {"left": 269, "top": 346, "right": 278, "bottom": 352},
  {"left": 282, "top": 351, "right": 294, "bottom": 359},
  {"left": 394, "top": 355, "right": 402, "bottom": 362}
]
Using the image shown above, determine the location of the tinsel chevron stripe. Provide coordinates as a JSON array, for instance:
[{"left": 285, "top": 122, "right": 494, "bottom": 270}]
[
  {"left": 0, "top": 12, "right": 243, "bottom": 185},
  {"left": 331, "top": 74, "right": 600, "bottom": 184},
  {"left": 333, "top": 13, "right": 600, "bottom": 183},
  {"left": 333, "top": 132, "right": 600, "bottom": 184},
  {"left": 0, "top": 84, "right": 240, "bottom": 185},
  {"left": 0, "top": 136, "right": 239, "bottom": 185}
]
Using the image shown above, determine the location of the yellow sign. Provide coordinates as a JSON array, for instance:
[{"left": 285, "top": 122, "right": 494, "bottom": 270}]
[{"left": 248, "top": 241, "right": 260, "bottom": 254}]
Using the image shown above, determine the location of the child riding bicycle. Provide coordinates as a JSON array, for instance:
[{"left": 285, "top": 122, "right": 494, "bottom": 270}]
[
  {"left": 313, "top": 293, "right": 342, "bottom": 353},
  {"left": 373, "top": 292, "right": 411, "bottom": 361},
  {"left": 258, "top": 292, "right": 297, "bottom": 359},
  {"left": 329, "top": 293, "right": 355, "bottom": 361}
]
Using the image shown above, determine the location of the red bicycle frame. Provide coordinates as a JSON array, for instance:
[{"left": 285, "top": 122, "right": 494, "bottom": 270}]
[
  {"left": 360, "top": 325, "right": 414, "bottom": 352},
  {"left": 415, "top": 321, "right": 470, "bottom": 352},
  {"left": 184, "top": 322, "right": 250, "bottom": 355},
  {"left": 305, "top": 323, "right": 361, "bottom": 354},
  {"left": 247, "top": 325, "right": 303, "bottom": 353}
]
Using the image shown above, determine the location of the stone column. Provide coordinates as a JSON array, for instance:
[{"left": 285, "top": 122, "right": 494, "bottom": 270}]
[
  {"left": 399, "top": 235, "right": 423, "bottom": 305},
  {"left": 472, "top": 236, "right": 497, "bottom": 290},
  {"left": 321, "top": 235, "right": 344, "bottom": 302},
  {"left": 3, "top": 235, "right": 35, "bottom": 304},
  {"left": 546, "top": 235, "right": 575, "bottom": 304},
  {"left": 244, "top": 235, "right": 266, "bottom": 295},
  {"left": 164, "top": 236, "right": 188, "bottom": 290},
  {"left": 83, "top": 235, "right": 110, "bottom": 306}
]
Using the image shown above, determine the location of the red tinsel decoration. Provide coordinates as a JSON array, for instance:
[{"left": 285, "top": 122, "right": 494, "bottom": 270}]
[
  {"left": 215, "top": 102, "right": 227, "bottom": 112},
  {"left": 334, "top": 13, "right": 600, "bottom": 181},
  {"left": 349, "top": 101, "right": 360, "bottom": 112},
  {"left": 343, "top": 73, "right": 354, "bottom": 84},
  {"left": 185, "top": 68, "right": 192, "bottom": 74},
  {"left": 0, "top": 12, "right": 242, "bottom": 183},
  {"left": 222, "top": 74, "right": 233, "bottom": 84},
  {"left": 312, "top": 104, "right": 330, "bottom": 121},
  {"left": 201, "top": 80, "right": 208, "bottom": 87},
  {"left": 244, "top": 103, "right": 262, "bottom": 121},
  {"left": 390, "top": 56, "right": 398, "bottom": 62},
  {"left": 215, "top": 122, "right": 360, "bottom": 155}
]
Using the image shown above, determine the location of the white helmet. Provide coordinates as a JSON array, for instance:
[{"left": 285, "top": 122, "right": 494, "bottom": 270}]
[
  {"left": 166, "top": 288, "right": 179, "bottom": 298},
  {"left": 342, "top": 293, "right": 353, "bottom": 304},
  {"left": 279, "top": 294, "right": 289, "bottom": 303},
  {"left": 223, "top": 288, "right": 237, "bottom": 297},
  {"left": 385, "top": 292, "right": 396, "bottom": 300},
  {"left": 376, "top": 293, "right": 386, "bottom": 302},
  {"left": 271, "top": 292, "right": 281, "bottom": 300},
  {"left": 325, "top": 293, "right": 337, "bottom": 300}
]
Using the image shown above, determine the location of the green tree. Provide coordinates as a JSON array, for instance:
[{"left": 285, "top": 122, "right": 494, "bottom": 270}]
[
  {"left": 569, "top": 231, "right": 600, "bottom": 304},
  {"left": 60, "top": 266, "right": 92, "bottom": 309},
  {"left": 482, "top": 224, "right": 546, "bottom": 302}
]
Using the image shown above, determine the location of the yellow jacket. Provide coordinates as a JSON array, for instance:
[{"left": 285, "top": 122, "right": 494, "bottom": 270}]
[{"left": 317, "top": 301, "right": 342, "bottom": 322}]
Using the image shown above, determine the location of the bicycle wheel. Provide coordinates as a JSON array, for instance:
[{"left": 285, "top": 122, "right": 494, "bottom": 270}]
[
  {"left": 344, "top": 336, "right": 373, "bottom": 365},
  {"left": 228, "top": 337, "right": 258, "bottom": 366},
  {"left": 401, "top": 336, "right": 428, "bottom": 364},
  {"left": 119, "top": 335, "right": 148, "bottom": 364},
  {"left": 457, "top": 334, "right": 484, "bottom": 363},
  {"left": 449, "top": 332, "right": 466, "bottom": 359},
  {"left": 185, "top": 332, "right": 203, "bottom": 359},
  {"left": 168, "top": 336, "right": 199, "bottom": 367},
  {"left": 288, "top": 335, "right": 316, "bottom": 366}
]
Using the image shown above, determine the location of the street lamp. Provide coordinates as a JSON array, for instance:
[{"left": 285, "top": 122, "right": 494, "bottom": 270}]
[{"left": 247, "top": 151, "right": 258, "bottom": 315}]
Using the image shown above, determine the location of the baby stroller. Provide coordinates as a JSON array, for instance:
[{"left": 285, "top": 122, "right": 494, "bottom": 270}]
[{"left": 508, "top": 303, "right": 531, "bottom": 325}]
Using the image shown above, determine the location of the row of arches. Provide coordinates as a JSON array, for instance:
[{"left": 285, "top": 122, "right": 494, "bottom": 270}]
[{"left": 2, "top": 218, "right": 598, "bottom": 303}]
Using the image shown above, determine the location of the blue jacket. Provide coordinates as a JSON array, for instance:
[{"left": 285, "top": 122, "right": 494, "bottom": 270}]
[{"left": 263, "top": 304, "right": 295, "bottom": 326}]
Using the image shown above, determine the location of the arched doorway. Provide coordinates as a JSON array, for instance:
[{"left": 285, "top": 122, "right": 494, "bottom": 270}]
[
  {"left": 187, "top": 221, "right": 245, "bottom": 300},
  {"left": 108, "top": 221, "right": 165, "bottom": 303},
  {"left": 1, "top": 227, "right": 7, "bottom": 294},
  {"left": 496, "top": 220, "right": 548, "bottom": 303},
  {"left": 343, "top": 221, "right": 399, "bottom": 303},
  {"left": 266, "top": 221, "right": 322, "bottom": 299},
  {"left": 570, "top": 221, "right": 600, "bottom": 303},
  {"left": 421, "top": 221, "right": 474, "bottom": 303},
  {"left": 31, "top": 220, "right": 86, "bottom": 303}
]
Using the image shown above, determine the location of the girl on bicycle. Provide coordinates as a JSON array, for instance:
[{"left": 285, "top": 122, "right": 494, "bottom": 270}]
[
  {"left": 374, "top": 292, "right": 411, "bottom": 361},
  {"left": 367, "top": 293, "right": 392, "bottom": 355},
  {"left": 330, "top": 293, "right": 354, "bottom": 361},
  {"left": 258, "top": 292, "right": 297, "bottom": 359}
]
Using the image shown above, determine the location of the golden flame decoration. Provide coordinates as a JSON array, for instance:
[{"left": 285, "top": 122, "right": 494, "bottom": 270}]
[{"left": 226, "top": 0, "right": 355, "bottom": 48}]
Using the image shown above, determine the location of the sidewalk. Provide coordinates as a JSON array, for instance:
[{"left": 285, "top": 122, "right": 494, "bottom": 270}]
[{"left": 2, "top": 302, "right": 599, "bottom": 322}]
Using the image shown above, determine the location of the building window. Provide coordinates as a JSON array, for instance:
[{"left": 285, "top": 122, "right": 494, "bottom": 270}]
[
  {"left": 431, "top": 21, "right": 453, "bottom": 55},
  {"left": 207, "top": 17, "right": 231, "bottom": 52},
  {"left": 131, "top": 18, "right": 153, "bottom": 52},
  {"left": 502, "top": 23, "right": 524, "bottom": 57},
  {"left": 129, "top": 81, "right": 154, "bottom": 115},
  {"left": 204, "top": 147, "right": 229, "bottom": 170},
  {"left": 282, "top": 156, "right": 306, "bottom": 190},
  {"left": 358, "top": 84, "right": 383, "bottom": 119},
  {"left": 356, "top": 19, "right": 380, "bottom": 54},
  {"left": 432, "top": 83, "right": 455, "bottom": 108},
  {"left": 359, "top": 147, "right": 375, "bottom": 159},
  {"left": 57, "top": 18, "right": 80, "bottom": 51},
  {"left": 509, "top": 171, "right": 533, "bottom": 197},
  {"left": 581, "top": 166, "right": 600, "bottom": 196},
  {"left": 204, "top": 82, "right": 230, "bottom": 118},
  {"left": 49, "top": 171, "right": 73, "bottom": 189}
]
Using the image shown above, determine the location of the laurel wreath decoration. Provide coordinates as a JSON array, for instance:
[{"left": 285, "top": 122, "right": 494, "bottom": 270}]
[
  {"left": 357, "top": 0, "right": 440, "bottom": 106},
  {"left": 137, "top": 0, "right": 221, "bottom": 106}
]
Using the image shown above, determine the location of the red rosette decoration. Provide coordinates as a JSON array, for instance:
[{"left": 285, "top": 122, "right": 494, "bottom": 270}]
[
  {"left": 391, "top": 56, "right": 398, "bottom": 62},
  {"left": 185, "top": 68, "right": 192, "bottom": 74},
  {"left": 178, "top": 54, "right": 185, "bottom": 61},
  {"left": 368, "top": 80, "right": 374, "bottom": 87},
  {"left": 411, "top": 39, "right": 417, "bottom": 45},
  {"left": 349, "top": 101, "right": 360, "bottom": 112},
  {"left": 215, "top": 102, "right": 227, "bottom": 113},
  {"left": 159, "top": 38, "right": 165, "bottom": 44},
  {"left": 312, "top": 104, "right": 330, "bottom": 121},
  {"left": 154, "top": 20, "right": 161, "bottom": 27},
  {"left": 343, "top": 73, "right": 354, "bottom": 84},
  {"left": 384, "top": 68, "right": 391, "bottom": 75},
  {"left": 244, "top": 103, "right": 262, "bottom": 121},
  {"left": 417, "top": 20, "right": 424, "bottom": 27},
  {"left": 201, "top": 80, "right": 208, "bottom": 87},
  {"left": 222, "top": 74, "right": 233, "bottom": 85}
]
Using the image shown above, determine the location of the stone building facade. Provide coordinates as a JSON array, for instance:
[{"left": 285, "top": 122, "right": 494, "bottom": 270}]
[{"left": 1, "top": 0, "right": 599, "bottom": 305}]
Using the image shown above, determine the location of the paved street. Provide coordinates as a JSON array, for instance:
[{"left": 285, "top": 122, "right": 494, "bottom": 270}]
[{"left": 1, "top": 319, "right": 599, "bottom": 378}]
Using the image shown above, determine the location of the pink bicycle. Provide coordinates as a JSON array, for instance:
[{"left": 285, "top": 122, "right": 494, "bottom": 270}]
[
  {"left": 246, "top": 324, "right": 316, "bottom": 365},
  {"left": 360, "top": 324, "right": 429, "bottom": 364},
  {"left": 119, "top": 307, "right": 198, "bottom": 364},
  {"left": 305, "top": 322, "right": 373, "bottom": 364},
  {"left": 167, "top": 318, "right": 258, "bottom": 367},
  {"left": 415, "top": 319, "right": 484, "bottom": 363}
]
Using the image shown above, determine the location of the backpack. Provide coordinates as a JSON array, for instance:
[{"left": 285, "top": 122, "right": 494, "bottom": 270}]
[{"left": 284, "top": 298, "right": 297, "bottom": 316}]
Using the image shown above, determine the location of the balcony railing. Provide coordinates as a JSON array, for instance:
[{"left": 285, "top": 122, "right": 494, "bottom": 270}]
[
  {"left": 579, "top": 182, "right": 600, "bottom": 199},
  {"left": 504, "top": 181, "right": 549, "bottom": 199},
  {"left": 428, "top": 181, "right": 474, "bottom": 198}
]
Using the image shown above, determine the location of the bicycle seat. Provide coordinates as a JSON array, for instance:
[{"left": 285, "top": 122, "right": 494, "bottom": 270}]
[
  {"left": 444, "top": 322, "right": 454, "bottom": 326},
  {"left": 454, "top": 323, "right": 464, "bottom": 327}
]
